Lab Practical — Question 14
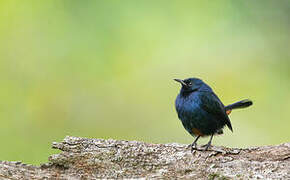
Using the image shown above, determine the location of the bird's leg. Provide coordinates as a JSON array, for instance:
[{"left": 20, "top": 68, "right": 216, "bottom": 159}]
[
  {"left": 202, "top": 134, "right": 214, "bottom": 151},
  {"left": 190, "top": 135, "right": 201, "bottom": 152}
]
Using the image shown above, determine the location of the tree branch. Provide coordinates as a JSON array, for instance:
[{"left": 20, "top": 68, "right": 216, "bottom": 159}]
[{"left": 0, "top": 136, "right": 289, "bottom": 179}]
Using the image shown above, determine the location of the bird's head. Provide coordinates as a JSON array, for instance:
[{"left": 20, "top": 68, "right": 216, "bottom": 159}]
[{"left": 174, "top": 78, "right": 205, "bottom": 93}]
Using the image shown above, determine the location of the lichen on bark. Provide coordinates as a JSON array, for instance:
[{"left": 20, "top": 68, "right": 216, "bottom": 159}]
[{"left": 0, "top": 136, "right": 289, "bottom": 179}]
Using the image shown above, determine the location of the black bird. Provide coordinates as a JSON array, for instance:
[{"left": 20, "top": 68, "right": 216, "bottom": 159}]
[{"left": 174, "top": 78, "right": 252, "bottom": 151}]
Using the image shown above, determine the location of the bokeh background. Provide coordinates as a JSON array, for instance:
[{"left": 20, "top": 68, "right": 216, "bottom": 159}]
[{"left": 0, "top": 1, "right": 289, "bottom": 165}]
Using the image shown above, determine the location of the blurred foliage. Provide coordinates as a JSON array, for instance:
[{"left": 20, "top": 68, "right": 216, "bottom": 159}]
[{"left": 0, "top": 1, "right": 289, "bottom": 164}]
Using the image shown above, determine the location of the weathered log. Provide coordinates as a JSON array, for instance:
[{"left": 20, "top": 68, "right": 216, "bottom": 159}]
[{"left": 0, "top": 136, "right": 289, "bottom": 179}]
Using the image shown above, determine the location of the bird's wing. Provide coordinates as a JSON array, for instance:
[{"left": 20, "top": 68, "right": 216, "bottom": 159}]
[{"left": 199, "top": 92, "right": 233, "bottom": 132}]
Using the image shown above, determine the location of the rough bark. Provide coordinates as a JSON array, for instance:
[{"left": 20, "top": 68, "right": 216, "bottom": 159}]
[{"left": 0, "top": 136, "right": 289, "bottom": 179}]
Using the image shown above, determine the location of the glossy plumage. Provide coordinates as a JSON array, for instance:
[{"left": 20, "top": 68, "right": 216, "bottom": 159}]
[{"left": 174, "top": 78, "right": 252, "bottom": 151}]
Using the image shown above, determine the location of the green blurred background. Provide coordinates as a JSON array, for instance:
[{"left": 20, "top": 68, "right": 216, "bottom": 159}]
[{"left": 0, "top": 1, "right": 289, "bottom": 165}]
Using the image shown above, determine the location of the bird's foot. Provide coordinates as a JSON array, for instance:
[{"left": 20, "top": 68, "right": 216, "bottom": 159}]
[
  {"left": 190, "top": 142, "right": 197, "bottom": 153},
  {"left": 201, "top": 143, "right": 212, "bottom": 151}
]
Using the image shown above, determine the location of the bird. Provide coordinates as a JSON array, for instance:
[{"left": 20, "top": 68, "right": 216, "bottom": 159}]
[{"left": 174, "top": 77, "right": 253, "bottom": 151}]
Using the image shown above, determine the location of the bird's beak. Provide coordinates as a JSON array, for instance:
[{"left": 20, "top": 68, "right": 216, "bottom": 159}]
[{"left": 174, "top": 79, "right": 187, "bottom": 86}]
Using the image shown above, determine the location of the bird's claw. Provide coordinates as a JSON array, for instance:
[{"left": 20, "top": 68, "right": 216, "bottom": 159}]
[
  {"left": 201, "top": 143, "right": 211, "bottom": 151},
  {"left": 190, "top": 142, "right": 197, "bottom": 153}
]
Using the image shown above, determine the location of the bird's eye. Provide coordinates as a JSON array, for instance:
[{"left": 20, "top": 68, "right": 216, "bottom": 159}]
[{"left": 188, "top": 82, "right": 192, "bottom": 86}]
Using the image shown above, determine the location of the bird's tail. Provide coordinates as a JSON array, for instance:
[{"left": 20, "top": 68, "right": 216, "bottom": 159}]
[{"left": 225, "top": 99, "right": 253, "bottom": 113}]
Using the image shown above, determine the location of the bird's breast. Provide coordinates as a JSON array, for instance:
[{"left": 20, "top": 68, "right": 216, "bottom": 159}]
[{"left": 175, "top": 93, "right": 200, "bottom": 118}]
